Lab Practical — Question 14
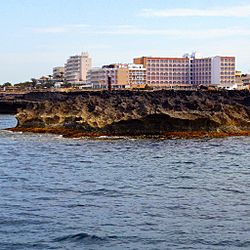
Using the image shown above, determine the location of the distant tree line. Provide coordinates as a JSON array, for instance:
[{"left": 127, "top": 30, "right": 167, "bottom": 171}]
[
  {"left": 1, "top": 79, "right": 75, "bottom": 90},
  {"left": 0, "top": 82, "right": 12, "bottom": 87}
]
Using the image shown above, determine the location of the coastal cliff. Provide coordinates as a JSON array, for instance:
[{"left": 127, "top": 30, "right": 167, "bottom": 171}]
[
  {"left": 0, "top": 93, "right": 29, "bottom": 114},
  {"left": 3, "top": 90, "right": 250, "bottom": 138}
]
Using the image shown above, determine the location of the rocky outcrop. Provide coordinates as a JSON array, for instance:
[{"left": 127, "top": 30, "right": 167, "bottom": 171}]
[
  {"left": 4, "top": 90, "right": 250, "bottom": 137},
  {"left": 0, "top": 93, "right": 30, "bottom": 114}
]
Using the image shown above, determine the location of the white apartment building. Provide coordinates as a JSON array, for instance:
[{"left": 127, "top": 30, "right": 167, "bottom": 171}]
[
  {"left": 212, "top": 56, "right": 235, "bottom": 86},
  {"left": 64, "top": 52, "right": 92, "bottom": 83},
  {"left": 128, "top": 64, "right": 147, "bottom": 88},
  {"left": 87, "top": 64, "right": 146, "bottom": 89},
  {"left": 190, "top": 55, "right": 235, "bottom": 86}
]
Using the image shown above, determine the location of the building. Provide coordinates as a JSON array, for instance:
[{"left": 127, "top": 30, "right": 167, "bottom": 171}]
[
  {"left": 134, "top": 57, "right": 190, "bottom": 88},
  {"left": 53, "top": 67, "right": 65, "bottom": 81},
  {"left": 134, "top": 53, "right": 236, "bottom": 88},
  {"left": 87, "top": 63, "right": 146, "bottom": 89},
  {"left": 235, "top": 71, "right": 244, "bottom": 89},
  {"left": 87, "top": 67, "right": 105, "bottom": 89},
  {"left": 64, "top": 52, "right": 92, "bottom": 83},
  {"left": 128, "top": 64, "right": 146, "bottom": 88},
  {"left": 190, "top": 57, "right": 212, "bottom": 85},
  {"left": 235, "top": 72, "right": 250, "bottom": 90},
  {"left": 242, "top": 74, "right": 250, "bottom": 87},
  {"left": 190, "top": 56, "right": 235, "bottom": 86},
  {"left": 235, "top": 70, "right": 242, "bottom": 78}
]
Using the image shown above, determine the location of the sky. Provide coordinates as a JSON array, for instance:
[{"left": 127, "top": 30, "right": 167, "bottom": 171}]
[{"left": 1, "top": 0, "right": 250, "bottom": 83}]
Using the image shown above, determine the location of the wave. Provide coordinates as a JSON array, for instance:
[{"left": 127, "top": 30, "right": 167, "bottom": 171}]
[
  {"left": 193, "top": 239, "right": 250, "bottom": 248},
  {"left": 54, "top": 232, "right": 118, "bottom": 243},
  {"left": 55, "top": 232, "right": 103, "bottom": 242},
  {"left": 54, "top": 233, "right": 142, "bottom": 246},
  {"left": 221, "top": 188, "right": 245, "bottom": 194},
  {"left": 79, "top": 188, "right": 124, "bottom": 197}
]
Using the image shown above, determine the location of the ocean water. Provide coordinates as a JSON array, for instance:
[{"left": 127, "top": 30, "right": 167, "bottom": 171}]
[{"left": 0, "top": 114, "right": 250, "bottom": 250}]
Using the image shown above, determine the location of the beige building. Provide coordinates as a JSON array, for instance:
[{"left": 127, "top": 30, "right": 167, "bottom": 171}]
[
  {"left": 64, "top": 52, "right": 92, "bottom": 83},
  {"left": 242, "top": 74, "right": 250, "bottom": 87},
  {"left": 53, "top": 67, "right": 65, "bottom": 80},
  {"left": 235, "top": 72, "right": 250, "bottom": 89},
  {"left": 87, "top": 64, "right": 146, "bottom": 89}
]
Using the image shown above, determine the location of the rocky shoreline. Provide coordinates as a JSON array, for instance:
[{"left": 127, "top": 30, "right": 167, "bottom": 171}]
[
  {"left": 8, "top": 127, "right": 250, "bottom": 139},
  {"left": 1, "top": 90, "right": 250, "bottom": 138}
]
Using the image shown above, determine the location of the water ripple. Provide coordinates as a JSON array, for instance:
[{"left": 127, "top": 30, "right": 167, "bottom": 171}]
[
  {"left": 1, "top": 115, "right": 250, "bottom": 249},
  {"left": 54, "top": 232, "right": 107, "bottom": 243}
]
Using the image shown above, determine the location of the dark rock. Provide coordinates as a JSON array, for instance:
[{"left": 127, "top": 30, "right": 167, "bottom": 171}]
[{"left": 1, "top": 90, "right": 250, "bottom": 136}]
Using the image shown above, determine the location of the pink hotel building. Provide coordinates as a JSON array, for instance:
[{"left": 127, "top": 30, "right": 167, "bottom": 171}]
[
  {"left": 134, "top": 57, "right": 190, "bottom": 87},
  {"left": 134, "top": 55, "right": 235, "bottom": 87}
]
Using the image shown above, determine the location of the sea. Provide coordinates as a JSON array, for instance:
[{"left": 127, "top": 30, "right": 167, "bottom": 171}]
[{"left": 0, "top": 114, "right": 250, "bottom": 250}]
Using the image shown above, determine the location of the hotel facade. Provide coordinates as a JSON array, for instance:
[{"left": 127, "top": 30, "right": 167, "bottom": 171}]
[
  {"left": 134, "top": 57, "right": 190, "bottom": 87},
  {"left": 87, "top": 64, "right": 146, "bottom": 89},
  {"left": 64, "top": 52, "right": 92, "bottom": 83},
  {"left": 190, "top": 56, "right": 235, "bottom": 86},
  {"left": 62, "top": 52, "right": 236, "bottom": 88},
  {"left": 133, "top": 54, "right": 235, "bottom": 88}
]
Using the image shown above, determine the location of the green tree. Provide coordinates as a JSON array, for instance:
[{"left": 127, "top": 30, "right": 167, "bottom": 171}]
[
  {"left": 14, "top": 81, "right": 33, "bottom": 89},
  {"left": 62, "top": 82, "right": 72, "bottom": 88},
  {"left": 2, "top": 82, "right": 12, "bottom": 87},
  {"left": 31, "top": 78, "right": 38, "bottom": 87},
  {"left": 44, "top": 81, "right": 54, "bottom": 88}
]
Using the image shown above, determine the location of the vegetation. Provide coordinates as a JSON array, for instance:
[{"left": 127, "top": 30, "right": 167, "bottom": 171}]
[
  {"left": 14, "top": 81, "right": 34, "bottom": 89},
  {"left": 1, "top": 82, "right": 12, "bottom": 87},
  {"left": 61, "top": 82, "right": 72, "bottom": 88}
]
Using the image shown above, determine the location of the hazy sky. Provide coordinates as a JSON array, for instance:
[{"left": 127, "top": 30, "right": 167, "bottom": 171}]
[{"left": 1, "top": 0, "right": 250, "bottom": 83}]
